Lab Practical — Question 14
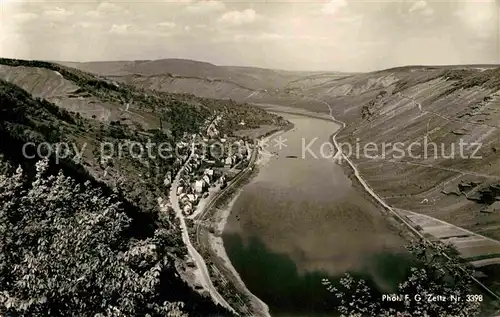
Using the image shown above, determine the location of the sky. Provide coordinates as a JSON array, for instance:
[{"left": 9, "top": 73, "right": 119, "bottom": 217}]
[{"left": 1, "top": 0, "right": 499, "bottom": 72}]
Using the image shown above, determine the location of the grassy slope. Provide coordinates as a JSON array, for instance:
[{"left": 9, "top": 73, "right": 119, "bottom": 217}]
[{"left": 57, "top": 59, "right": 351, "bottom": 104}]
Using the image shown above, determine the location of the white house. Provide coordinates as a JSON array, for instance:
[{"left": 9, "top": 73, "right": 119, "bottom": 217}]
[
  {"left": 224, "top": 156, "right": 233, "bottom": 167},
  {"left": 187, "top": 194, "right": 197, "bottom": 202},
  {"left": 203, "top": 175, "right": 210, "bottom": 185},
  {"left": 177, "top": 186, "right": 184, "bottom": 195},
  {"left": 205, "top": 168, "right": 214, "bottom": 177},
  {"left": 195, "top": 180, "right": 205, "bottom": 193},
  {"left": 207, "top": 125, "right": 219, "bottom": 138},
  {"left": 180, "top": 194, "right": 189, "bottom": 204}
]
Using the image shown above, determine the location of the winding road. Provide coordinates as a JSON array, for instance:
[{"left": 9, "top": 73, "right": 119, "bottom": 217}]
[
  {"left": 194, "top": 140, "right": 258, "bottom": 246},
  {"left": 306, "top": 95, "right": 500, "bottom": 301},
  {"left": 193, "top": 139, "right": 272, "bottom": 317},
  {"left": 165, "top": 144, "right": 237, "bottom": 315},
  {"left": 166, "top": 93, "right": 500, "bottom": 315}
]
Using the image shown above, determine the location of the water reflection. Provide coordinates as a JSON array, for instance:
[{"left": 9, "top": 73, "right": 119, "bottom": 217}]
[
  {"left": 224, "top": 234, "right": 414, "bottom": 316},
  {"left": 223, "top": 114, "right": 413, "bottom": 316}
]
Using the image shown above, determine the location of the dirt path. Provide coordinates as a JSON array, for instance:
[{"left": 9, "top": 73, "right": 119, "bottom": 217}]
[
  {"left": 194, "top": 138, "right": 274, "bottom": 317},
  {"left": 165, "top": 145, "right": 237, "bottom": 315}
]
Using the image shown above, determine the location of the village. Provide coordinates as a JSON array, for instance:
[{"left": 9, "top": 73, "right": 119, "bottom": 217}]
[{"left": 167, "top": 115, "right": 253, "bottom": 217}]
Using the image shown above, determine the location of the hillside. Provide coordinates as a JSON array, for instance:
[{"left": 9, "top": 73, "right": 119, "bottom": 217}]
[
  {"left": 293, "top": 65, "right": 500, "bottom": 243},
  {"left": 0, "top": 58, "right": 286, "bottom": 201},
  {"left": 63, "top": 57, "right": 500, "bottom": 264},
  {"left": 0, "top": 58, "right": 287, "bottom": 316},
  {"left": 0, "top": 79, "right": 235, "bottom": 316},
  {"left": 45, "top": 57, "right": 500, "bottom": 291},
  {"left": 58, "top": 59, "right": 351, "bottom": 103}
]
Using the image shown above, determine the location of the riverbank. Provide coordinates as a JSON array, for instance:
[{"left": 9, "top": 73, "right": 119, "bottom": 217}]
[
  {"left": 195, "top": 126, "right": 292, "bottom": 316},
  {"left": 319, "top": 100, "right": 500, "bottom": 304},
  {"left": 209, "top": 173, "right": 268, "bottom": 315},
  {"left": 220, "top": 110, "right": 415, "bottom": 316},
  {"left": 206, "top": 106, "right": 411, "bottom": 316},
  {"left": 264, "top": 104, "right": 422, "bottom": 242},
  {"left": 208, "top": 102, "right": 500, "bottom": 316},
  {"left": 210, "top": 129, "right": 289, "bottom": 316},
  {"left": 214, "top": 127, "right": 289, "bottom": 234}
]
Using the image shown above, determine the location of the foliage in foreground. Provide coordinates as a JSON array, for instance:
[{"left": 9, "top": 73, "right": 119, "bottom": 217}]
[
  {"left": 323, "top": 241, "right": 482, "bottom": 317},
  {"left": 0, "top": 159, "right": 187, "bottom": 317}
]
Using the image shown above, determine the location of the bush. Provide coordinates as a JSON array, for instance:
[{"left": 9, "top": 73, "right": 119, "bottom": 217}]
[
  {"left": 0, "top": 159, "right": 187, "bottom": 317},
  {"left": 323, "top": 240, "right": 482, "bottom": 317}
]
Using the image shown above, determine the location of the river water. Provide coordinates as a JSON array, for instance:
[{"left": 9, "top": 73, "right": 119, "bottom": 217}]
[{"left": 223, "top": 111, "right": 414, "bottom": 316}]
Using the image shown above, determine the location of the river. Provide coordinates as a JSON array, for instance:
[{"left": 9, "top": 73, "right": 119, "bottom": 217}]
[{"left": 222, "top": 110, "right": 415, "bottom": 316}]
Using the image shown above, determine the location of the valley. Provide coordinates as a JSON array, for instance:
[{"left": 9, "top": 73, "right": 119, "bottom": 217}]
[
  {"left": 63, "top": 59, "right": 500, "bottom": 248},
  {"left": 3, "top": 0, "right": 500, "bottom": 315},
  {"left": 2, "top": 56, "right": 500, "bottom": 316}
]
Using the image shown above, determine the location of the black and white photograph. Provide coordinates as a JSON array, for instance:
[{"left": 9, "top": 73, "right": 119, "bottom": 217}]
[{"left": 1, "top": 0, "right": 500, "bottom": 316}]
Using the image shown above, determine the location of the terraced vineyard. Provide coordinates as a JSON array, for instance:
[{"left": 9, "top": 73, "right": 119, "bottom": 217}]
[
  {"left": 52, "top": 58, "right": 500, "bottom": 309},
  {"left": 0, "top": 57, "right": 288, "bottom": 317}
]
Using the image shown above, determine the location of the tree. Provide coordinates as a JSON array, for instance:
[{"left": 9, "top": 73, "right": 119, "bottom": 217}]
[
  {"left": 323, "top": 240, "right": 482, "bottom": 317},
  {"left": 0, "top": 159, "right": 187, "bottom": 317}
]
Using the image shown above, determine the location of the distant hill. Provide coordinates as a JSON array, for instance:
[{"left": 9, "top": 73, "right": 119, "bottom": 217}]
[
  {"left": 58, "top": 58, "right": 352, "bottom": 102},
  {"left": 0, "top": 57, "right": 286, "bottom": 209}
]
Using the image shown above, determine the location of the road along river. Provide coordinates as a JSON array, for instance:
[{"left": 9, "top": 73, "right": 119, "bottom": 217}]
[{"left": 222, "top": 108, "right": 415, "bottom": 316}]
